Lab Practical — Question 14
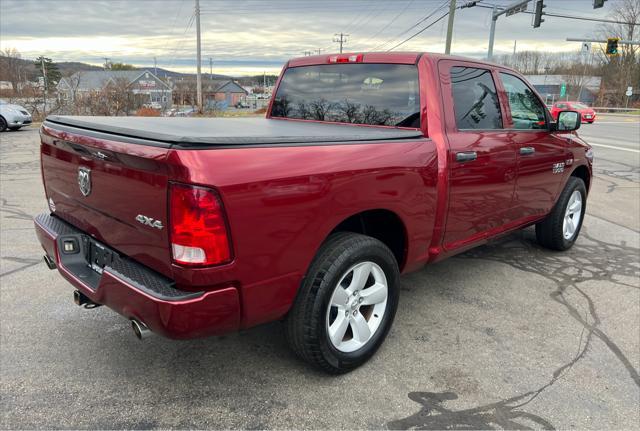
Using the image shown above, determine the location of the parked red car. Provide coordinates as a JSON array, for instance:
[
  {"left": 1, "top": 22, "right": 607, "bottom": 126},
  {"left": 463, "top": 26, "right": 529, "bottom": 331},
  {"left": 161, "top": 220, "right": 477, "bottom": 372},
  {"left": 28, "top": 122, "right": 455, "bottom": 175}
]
[
  {"left": 551, "top": 101, "right": 596, "bottom": 123},
  {"left": 34, "top": 52, "right": 592, "bottom": 373}
]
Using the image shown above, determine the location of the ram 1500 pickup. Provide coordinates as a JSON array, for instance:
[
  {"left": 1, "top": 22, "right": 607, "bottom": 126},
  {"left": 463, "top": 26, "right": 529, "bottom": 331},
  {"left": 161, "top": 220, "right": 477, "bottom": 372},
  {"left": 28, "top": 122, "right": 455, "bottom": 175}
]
[{"left": 34, "top": 52, "right": 592, "bottom": 373}]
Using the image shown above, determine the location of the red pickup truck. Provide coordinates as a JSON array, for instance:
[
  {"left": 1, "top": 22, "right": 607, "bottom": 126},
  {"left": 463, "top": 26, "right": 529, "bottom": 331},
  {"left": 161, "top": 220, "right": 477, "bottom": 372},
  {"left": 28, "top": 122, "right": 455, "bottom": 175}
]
[{"left": 35, "top": 52, "right": 592, "bottom": 373}]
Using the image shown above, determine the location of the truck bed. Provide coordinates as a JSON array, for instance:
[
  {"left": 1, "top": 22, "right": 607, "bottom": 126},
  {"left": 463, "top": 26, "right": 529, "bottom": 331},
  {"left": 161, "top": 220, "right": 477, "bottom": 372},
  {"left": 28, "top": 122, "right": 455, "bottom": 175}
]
[{"left": 44, "top": 116, "right": 424, "bottom": 148}]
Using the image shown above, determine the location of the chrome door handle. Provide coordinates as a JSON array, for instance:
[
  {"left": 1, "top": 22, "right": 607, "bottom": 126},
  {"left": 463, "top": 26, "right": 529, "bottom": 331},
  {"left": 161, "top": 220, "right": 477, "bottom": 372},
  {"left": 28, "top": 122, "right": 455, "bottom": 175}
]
[
  {"left": 520, "top": 146, "right": 535, "bottom": 155},
  {"left": 456, "top": 151, "right": 477, "bottom": 162}
]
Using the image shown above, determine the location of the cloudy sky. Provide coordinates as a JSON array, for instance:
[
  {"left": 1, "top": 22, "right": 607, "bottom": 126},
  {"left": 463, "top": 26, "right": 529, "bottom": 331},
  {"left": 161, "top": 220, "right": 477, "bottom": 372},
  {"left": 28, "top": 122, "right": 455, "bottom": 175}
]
[{"left": 0, "top": 0, "right": 622, "bottom": 75}]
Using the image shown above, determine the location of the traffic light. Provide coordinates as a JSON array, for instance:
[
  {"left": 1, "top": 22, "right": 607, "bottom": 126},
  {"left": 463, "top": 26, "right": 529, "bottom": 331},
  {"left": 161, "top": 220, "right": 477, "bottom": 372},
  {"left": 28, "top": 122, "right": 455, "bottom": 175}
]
[
  {"left": 533, "top": 0, "right": 545, "bottom": 28},
  {"left": 593, "top": 0, "right": 606, "bottom": 9},
  {"left": 606, "top": 37, "right": 620, "bottom": 56}
]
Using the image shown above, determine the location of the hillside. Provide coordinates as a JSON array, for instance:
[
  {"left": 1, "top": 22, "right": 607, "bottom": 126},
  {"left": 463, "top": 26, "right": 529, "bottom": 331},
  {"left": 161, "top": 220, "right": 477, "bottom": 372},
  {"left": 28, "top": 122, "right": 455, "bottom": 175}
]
[{"left": 0, "top": 55, "right": 230, "bottom": 82}]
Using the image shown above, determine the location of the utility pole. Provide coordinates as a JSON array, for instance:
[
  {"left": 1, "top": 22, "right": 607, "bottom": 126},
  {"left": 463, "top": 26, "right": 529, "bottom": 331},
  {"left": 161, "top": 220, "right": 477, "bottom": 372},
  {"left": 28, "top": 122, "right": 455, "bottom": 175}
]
[
  {"left": 316, "top": 48, "right": 323, "bottom": 55},
  {"left": 103, "top": 57, "right": 110, "bottom": 70},
  {"left": 195, "top": 0, "right": 203, "bottom": 113},
  {"left": 41, "top": 58, "right": 47, "bottom": 116},
  {"left": 513, "top": 40, "right": 517, "bottom": 55},
  {"left": 444, "top": 0, "right": 457, "bottom": 54},
  {"left": 209, "top": 57, "right": 213, "bottom": 79},
  {"left": 154, "top": 56, "right": 157, "bottom": 77},
  {"left": 333, "top": 33, "right": 348, "bottom": 53},
  {"left": 486, "top": 0, "right": 530, "bottom": 60},
  {"left": 263, "top": 71, "right": 266, "bottom": 90}
]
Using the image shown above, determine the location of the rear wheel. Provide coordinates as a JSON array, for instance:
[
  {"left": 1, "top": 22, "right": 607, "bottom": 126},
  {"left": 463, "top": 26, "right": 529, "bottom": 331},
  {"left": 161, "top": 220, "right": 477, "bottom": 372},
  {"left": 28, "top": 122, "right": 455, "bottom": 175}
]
[
  {"left": 536, "top": 177, "right": 586, "bottom": 251},
  {"left": 285, "top": 232, "right": 399, "bottom": 373}
]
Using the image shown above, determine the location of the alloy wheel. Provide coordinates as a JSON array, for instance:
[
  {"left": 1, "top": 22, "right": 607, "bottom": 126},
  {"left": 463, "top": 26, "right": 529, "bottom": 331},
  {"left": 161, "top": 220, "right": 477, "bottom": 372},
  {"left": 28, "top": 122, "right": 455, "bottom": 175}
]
[{"left": 326, "top": 261, "right": 388, "bottom": 353}]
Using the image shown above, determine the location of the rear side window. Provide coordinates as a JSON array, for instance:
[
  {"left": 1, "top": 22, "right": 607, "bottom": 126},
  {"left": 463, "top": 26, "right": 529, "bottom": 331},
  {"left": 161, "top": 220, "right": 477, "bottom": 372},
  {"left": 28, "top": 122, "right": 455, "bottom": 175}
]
[
  {"left": 450, "top": 66, "right": 502, "bottom": 130},
  {"left": 271, "top": 63, "right": 420, "bottom": 127},
  {"left": 500, "top": 73, "right": 547, "bottom": 129}
]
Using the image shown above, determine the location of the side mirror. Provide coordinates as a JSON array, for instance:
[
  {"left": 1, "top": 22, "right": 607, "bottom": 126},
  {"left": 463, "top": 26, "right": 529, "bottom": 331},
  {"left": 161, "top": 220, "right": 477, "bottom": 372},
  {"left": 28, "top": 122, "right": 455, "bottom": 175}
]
[{"left": 554, "top": 110, "right": 581, "bottom": 132}]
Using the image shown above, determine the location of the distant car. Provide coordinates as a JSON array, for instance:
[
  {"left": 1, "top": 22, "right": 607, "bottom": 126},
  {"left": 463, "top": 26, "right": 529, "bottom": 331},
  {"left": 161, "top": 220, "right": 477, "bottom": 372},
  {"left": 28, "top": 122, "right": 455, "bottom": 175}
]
[
  {"left": 551, "top": 101, "right": 596, "bottom": 124},
  {"left": 0, "top": 100, "right": 32, "bottom": 131},
  {"left": 175, "top": 108, "right": 196, "bottom": 117},
  {"left": 143, "top": 102, "right": 163, "bottom": 110}
]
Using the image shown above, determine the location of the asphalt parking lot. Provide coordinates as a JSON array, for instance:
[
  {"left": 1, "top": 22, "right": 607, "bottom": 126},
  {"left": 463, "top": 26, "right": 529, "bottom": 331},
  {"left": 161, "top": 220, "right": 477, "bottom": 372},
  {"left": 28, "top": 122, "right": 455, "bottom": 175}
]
[{"left": 1, "top": 117, "right": 639, "bottom": 429}]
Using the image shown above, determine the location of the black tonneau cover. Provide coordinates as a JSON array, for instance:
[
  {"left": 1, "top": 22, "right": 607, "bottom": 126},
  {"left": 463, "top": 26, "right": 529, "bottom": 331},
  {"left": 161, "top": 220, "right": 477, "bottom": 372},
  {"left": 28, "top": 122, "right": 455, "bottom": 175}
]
[{"left": 45, "top": 116, "right": 424, "bottom": 147}]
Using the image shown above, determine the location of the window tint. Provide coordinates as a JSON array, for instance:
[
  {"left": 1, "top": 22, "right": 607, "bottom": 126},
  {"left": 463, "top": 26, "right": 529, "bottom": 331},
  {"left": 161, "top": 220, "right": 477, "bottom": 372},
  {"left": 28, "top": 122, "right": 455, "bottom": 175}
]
[
  {"left": 450, "top": 66, "right": 502, "bottom": 130},
  {"left": 500, "top": 73, "right": 547, "bottom": 130},
  {"left": 271, "top": 64, "right": 420, "bottom": 127}
]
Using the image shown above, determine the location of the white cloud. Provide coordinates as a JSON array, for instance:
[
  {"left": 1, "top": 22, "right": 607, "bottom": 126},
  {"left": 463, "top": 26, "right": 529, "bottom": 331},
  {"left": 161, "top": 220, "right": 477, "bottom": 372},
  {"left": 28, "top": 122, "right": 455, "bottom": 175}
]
[{"left": 0, "top": 0, "right": 618, "bottom": 75}]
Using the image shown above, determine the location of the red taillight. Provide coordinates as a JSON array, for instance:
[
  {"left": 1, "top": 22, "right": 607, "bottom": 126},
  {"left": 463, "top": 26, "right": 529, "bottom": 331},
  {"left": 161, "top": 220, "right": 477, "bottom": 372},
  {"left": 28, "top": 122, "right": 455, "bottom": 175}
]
[
  {"left": 169, "top": 183, "right": 232, "bottom": 266},
  {"left": 328, "top": 54, "right": 363, "bottom": 63}
]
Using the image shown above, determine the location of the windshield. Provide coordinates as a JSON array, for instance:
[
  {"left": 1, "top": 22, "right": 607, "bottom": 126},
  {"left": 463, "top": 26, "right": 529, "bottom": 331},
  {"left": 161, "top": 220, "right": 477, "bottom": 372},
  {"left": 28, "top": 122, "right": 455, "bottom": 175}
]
[
  {"left": 571, "top": 103, "right": 589, "bottom": 109},
  {"left": 271, "top": 63, "right": 421, "bottom": 128}
]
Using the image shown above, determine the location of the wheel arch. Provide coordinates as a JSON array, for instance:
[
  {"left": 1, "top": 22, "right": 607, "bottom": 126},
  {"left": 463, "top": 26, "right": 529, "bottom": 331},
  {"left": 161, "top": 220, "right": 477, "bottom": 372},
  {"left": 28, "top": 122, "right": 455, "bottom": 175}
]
[
  {"left": 328, "top": 209, "right": 408, "bottom": 271},
  {"left": 570, "top": 164, "right": 591, "bottom": 192}
]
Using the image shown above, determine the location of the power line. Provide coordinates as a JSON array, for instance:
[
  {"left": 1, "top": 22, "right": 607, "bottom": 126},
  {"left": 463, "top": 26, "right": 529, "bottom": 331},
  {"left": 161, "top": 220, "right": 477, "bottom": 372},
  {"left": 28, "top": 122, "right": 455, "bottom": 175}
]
[
  {"left": 355, "top": 0, "right": 416, "bottom": 50},
  {"left": 165, "top": 12, "right": 196, "bottom": 71},
  {"left": 373, "top": 0, "right": 450, "bottom": 51},
  {"left": 343, "top": 2, "right": 392, "bottom": 39},
  {"left": 386, "top": 11, "right": 451, "bottom": 51}
]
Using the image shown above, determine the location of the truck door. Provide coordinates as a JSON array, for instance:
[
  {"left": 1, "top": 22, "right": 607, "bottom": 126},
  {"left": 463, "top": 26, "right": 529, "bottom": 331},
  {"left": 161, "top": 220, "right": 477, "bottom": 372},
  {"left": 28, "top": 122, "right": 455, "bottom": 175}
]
[
  {"left": 439, "top": 62, "right": 517, "bottom": 250},
  {"left": 497, "top": 72, "right": 568, "bottom": 220}
]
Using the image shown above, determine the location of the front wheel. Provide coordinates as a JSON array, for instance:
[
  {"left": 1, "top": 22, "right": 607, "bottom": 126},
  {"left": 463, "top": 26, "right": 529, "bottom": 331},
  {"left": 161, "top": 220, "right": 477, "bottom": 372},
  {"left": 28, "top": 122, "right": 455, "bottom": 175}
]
[
  {"left": 0, "top": 116, "right": 7, "bottom": 132},
  {"left": 536, "top": 176, "right": 587, "bottom": 251},
  {"left": 285, "top": 232, "right": 399, "bottom": 374}
]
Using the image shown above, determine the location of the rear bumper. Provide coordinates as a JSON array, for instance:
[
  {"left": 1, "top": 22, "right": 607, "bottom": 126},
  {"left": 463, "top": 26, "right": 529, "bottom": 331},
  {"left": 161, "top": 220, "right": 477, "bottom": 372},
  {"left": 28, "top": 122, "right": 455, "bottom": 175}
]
[{"left": 34, "top": 213, "right": 240, "bottom": 339}]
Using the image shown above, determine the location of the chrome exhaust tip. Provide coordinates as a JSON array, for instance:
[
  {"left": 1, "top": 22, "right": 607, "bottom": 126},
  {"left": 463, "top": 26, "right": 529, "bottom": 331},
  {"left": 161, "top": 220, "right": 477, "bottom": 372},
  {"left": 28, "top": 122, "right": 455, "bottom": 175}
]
[
  {"left": 43, "top": 254, "right": 56, "bottom": 270},
  {"left": 131, "top": 319, "right": 151, "bottom": 340}
]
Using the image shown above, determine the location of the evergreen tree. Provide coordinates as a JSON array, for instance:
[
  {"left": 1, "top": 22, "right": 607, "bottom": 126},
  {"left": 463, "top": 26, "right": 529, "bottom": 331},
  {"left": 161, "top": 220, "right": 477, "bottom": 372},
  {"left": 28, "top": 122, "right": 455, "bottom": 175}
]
[{"left": 33, "top": 56, "right": 61, "bottom": 89}]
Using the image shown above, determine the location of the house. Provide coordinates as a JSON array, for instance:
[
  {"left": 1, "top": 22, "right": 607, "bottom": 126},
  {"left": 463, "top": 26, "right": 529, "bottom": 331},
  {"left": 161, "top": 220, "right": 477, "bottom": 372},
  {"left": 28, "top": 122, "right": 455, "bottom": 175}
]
[
  {"left": 172, "top": 78, "right": 248, "bottom": 109},
  {"left": 57, "top": 70, "right": 172, "bottom": 109},
  {"left": 525, "top": 74, "right": 602, "bottom": 105}
]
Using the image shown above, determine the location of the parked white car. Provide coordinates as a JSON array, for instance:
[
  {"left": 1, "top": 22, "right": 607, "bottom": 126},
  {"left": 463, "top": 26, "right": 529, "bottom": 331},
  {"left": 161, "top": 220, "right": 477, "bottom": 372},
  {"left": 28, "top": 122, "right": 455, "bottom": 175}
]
[{"left": 0, "top": 100, "right": 32, "bottom": 131}]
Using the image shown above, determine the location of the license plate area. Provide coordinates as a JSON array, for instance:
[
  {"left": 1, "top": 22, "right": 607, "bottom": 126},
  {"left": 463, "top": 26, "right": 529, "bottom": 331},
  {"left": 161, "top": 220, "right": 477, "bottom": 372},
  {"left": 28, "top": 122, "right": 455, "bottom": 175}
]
[{"left": 84, "top": 237, "right": 115, "bottom": 274}]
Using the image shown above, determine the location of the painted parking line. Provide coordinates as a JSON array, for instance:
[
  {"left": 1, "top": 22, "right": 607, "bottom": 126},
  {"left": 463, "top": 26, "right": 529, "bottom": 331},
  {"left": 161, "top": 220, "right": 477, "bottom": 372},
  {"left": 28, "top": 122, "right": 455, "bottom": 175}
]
[
  {"left": 593, "top": 121, "right": 640, "bottom": 124},
  {"left": 588, "top": 143, "right": 640, "bottom": 153}
]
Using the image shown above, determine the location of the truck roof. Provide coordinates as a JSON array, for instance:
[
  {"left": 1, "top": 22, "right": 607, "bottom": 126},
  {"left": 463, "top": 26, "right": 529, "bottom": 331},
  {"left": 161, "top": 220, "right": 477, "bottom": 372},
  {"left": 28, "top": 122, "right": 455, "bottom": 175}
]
[{"left": 286, "top": 51, "right": 504, "bottom": 68}]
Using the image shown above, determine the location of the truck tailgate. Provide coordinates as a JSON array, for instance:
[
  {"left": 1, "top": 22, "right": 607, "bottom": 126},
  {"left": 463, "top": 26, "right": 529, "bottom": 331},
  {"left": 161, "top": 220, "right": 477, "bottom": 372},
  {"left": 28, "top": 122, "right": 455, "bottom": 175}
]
[{"left": 40, "top": 122, "right": 173, "bottom": 277}]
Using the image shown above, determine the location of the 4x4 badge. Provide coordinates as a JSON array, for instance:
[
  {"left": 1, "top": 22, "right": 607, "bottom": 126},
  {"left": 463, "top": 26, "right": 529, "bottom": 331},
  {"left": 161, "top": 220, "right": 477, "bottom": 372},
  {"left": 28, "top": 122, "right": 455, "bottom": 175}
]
[
  {"left": 78, "top": 167, "right": 91, "bottom": 196},
  {"left": 135, "top": 214, "right": 164, "bottom": 230}
]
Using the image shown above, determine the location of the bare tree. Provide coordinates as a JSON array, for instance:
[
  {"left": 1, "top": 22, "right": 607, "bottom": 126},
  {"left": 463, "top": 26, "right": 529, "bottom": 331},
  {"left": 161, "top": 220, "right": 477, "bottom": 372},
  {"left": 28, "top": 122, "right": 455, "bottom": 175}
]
[{"left": 597, "top": 0, "right": 640, "bottom": 106}]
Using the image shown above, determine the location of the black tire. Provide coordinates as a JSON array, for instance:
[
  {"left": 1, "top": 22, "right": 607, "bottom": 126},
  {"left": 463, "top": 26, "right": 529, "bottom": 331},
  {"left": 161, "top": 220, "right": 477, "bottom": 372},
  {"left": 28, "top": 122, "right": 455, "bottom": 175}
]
[
  {"left": 8, "top": 126, "right": 21, "bottom": 131},
  {"left": 0, "top": 116, "right": 7, "bottom": 132},
  {"left": 536, "top": 176, "right": 587, "bottom": 251},
  {"left": 285, "top": 232, "right": 399, "bottom": 374}
]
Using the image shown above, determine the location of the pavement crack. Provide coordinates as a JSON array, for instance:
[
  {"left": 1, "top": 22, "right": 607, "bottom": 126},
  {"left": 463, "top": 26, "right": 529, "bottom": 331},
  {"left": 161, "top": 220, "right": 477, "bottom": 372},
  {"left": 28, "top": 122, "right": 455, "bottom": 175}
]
[{"left": 458, "top": 227, "right": 640, "bottom": 388}]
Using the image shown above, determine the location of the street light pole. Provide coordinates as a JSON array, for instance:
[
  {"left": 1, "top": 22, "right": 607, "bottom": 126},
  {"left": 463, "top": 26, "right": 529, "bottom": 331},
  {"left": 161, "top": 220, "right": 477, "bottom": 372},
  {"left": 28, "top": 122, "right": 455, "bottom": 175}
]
[
  {"left": 488, "top": 4, "right": 498, "bottom": 60},
  {"left": 487, "top": 0, "right": 530, "bottom": 61}
]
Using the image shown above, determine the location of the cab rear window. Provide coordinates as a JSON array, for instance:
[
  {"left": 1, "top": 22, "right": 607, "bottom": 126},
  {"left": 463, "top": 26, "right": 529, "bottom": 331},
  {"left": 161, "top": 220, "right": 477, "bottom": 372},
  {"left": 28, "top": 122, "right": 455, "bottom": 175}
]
[{"left": 271, "top": 64, "right": 420, "bottom": 128}]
